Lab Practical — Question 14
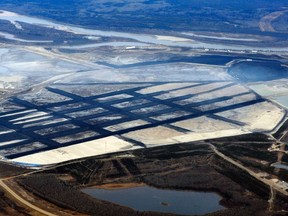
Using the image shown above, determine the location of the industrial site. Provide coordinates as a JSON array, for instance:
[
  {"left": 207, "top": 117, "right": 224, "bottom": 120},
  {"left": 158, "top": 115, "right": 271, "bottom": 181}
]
[{"left": 0, "top": 3, "right": 287, "bottom": 215}]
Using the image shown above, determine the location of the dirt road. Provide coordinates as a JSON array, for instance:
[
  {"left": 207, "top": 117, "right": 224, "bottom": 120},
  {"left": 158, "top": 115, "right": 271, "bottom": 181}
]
[
  {"left": 259, "top": 10, "right": 288, "bottom": 32},
  {"left": 209, "top": 143, "right": 288, "bottom": 196},
  {"left": 0, "top": 180, "right": 57, "bottom": 216}
]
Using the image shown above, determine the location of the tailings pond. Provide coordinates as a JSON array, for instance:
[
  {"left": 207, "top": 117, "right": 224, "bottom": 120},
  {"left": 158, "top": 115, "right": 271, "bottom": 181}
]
[
  {"left": 229, "top": 60, "right": 288, "bottom": 82},
  {"left": 82, "top": 185, "right": 225, "bottom": 215}
]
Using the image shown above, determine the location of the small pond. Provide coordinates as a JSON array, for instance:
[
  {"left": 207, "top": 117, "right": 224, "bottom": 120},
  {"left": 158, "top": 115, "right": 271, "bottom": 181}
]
[{"left": 82, "top": 185, "right": 225, "bottom": 215}]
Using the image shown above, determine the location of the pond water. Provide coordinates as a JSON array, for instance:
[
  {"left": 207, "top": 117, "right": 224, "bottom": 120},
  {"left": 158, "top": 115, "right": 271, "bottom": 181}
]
[
  {"left": 271, "top": 162, "right": 288, "bottom": 171},
  {"left": 82, "top": 186, "right": 225, "bottom": 215},
  {"left": 228, "top": 60, "right": 288, "bottom": 82}
]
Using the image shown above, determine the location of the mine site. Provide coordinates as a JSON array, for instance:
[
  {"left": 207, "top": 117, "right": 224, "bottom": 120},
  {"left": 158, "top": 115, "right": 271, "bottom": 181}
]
[{"left": 0, "top": 1, "right": 287, "bottom": 215}]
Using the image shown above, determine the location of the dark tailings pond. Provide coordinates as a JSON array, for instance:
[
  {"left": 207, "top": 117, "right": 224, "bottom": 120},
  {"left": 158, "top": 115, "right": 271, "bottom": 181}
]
[
  {"left": 229, "top": 60, "right": 288, "bottom": 82},
  {"left": 82, "top": 186, "right": 225, "bottom": 215},
  {"left": 271, "top": 162, "right": 288, "bottom": 171}
]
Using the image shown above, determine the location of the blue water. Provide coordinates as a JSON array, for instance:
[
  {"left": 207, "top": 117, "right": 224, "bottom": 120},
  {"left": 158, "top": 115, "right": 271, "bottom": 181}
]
[
  {"left": 229, "top": 60, "right": 288, "bottom": 82},
  {"left": 82, "top": 186, "right": 225, "bottom": 215},
  {"left": 272, "top": 162, "right": 288, "bottom": 171}
]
